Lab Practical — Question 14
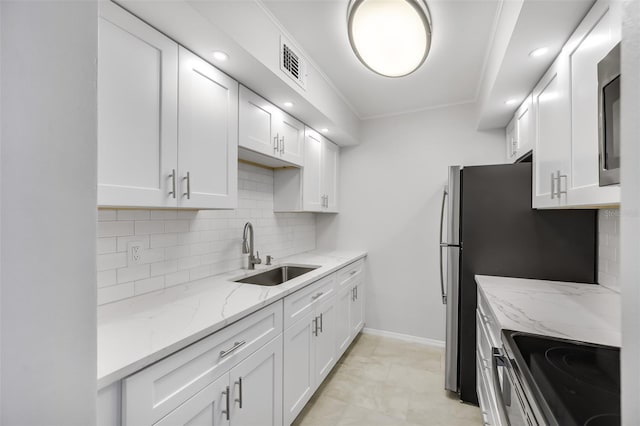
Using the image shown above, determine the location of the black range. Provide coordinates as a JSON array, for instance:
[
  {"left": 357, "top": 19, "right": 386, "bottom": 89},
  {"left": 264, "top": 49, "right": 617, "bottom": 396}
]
[{"left": 500, "top": 330, "right": 620, "bottom": 426}]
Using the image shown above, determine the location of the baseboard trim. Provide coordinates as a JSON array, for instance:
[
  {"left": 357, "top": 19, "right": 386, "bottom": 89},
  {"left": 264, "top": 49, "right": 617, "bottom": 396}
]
[{"left": 361, "top": 327, "right": 446, "bottom": 348}]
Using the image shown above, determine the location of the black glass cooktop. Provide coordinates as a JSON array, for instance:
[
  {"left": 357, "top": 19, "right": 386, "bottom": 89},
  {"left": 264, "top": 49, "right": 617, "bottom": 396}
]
[{"left": 508, "top": 332, "right": 620, "bottom": 426}]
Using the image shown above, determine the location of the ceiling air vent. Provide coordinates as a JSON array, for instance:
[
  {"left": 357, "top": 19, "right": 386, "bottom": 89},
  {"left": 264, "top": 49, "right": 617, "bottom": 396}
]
[{"left": 280, "top": 37, "right": 307, "bottom": 90}]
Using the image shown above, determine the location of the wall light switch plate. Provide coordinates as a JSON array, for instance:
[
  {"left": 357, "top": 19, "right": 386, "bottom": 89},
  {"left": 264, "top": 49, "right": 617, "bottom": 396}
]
[{"left": 127, "top": 241, "right": 144, "bottom": 265}]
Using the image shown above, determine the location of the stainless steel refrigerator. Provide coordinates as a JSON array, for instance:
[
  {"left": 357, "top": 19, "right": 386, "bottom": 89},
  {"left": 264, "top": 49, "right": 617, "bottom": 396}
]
[{"left": 439, "top": 163, "right": 597, "bottom": 404}]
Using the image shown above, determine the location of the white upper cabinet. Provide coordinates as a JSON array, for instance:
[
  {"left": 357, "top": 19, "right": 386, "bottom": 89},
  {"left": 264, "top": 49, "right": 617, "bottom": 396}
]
[
  {"left": 278, "top": 113, "right": 306, "bottom": 166},
  {"left": 505, "top": 117, "right": 517, "bottom": 162},
  {"left": 515, "top": 94, "right": 535, "bottom": 160},
  {"left": 97, "top": 3, "right": 238, "bottom": 209},
  {"left": 238, "top": 86, "right": 304, "bottom": 167},
  {"left": 98, "top": 2, "right": 178, "bottom": 208},
  {"left": 178, "top": 47, "right": 238, "bottom": 209},
  {"left": 528, "top": 0, "right": 621, "bottom": 209},
  {"left": 274, "top": 128, "right": 340, "bottom": 213},
  {"left": 566, "top": 0, "right": 621, "bottom": 207},
  {"left": 533, "top": 51, "right": 572, "bottom": 208}
]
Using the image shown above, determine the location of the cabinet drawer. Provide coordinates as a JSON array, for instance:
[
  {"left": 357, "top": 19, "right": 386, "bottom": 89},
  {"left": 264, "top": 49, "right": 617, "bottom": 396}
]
[
  {"left": 336, "top": 259, "right": 364, "bottom": 290},
  {"left": 284, "top": 274, "right": 336, "bottom": 329},
  {"left": 476, "top": 356, "right": 496, "bottom": 426},
  {"left": 123, "top": 301, "right": 283, "bottom": 425},
  {"left": 477, "top": 290, "right": 501, "bottom": 348}
]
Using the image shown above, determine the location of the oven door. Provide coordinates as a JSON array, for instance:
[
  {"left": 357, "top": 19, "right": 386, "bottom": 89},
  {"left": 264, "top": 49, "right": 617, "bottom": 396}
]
[{"left": 492, "top": 347, "right": 535, "bottom": 426}]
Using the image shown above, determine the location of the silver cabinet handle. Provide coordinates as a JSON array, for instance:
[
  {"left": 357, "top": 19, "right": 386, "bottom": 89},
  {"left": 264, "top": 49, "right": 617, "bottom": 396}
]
[
  {"left": 235, "top": 377, "right": 243, "bottom": 409},
  {"left": 183, "top": 172, "right": 191, "bottom": 200},
  {"left": 319, "top": 313, "right": 323, "bottom": 332},
  {"left": 352, "top": 286, "right": 356, "bottom": 302},
  {"left": 311, "top": 291, "right": 324, "bottom": 300},
  {"left": 280, "top": 136, "right": 285, "bottom": 154},
  {"left": 550, "top": 172, "right": 557, "bottom": 199},
  {"left": 273, "top": 134, "right": 279, "bottom": 154},
  {"left": 350, "top": 270, "right": 357, "bottom": 276},
  {"left": 558, "top": 170, "right": 568, "bottom": 198},
  {"left": 312, "top": 317, "right": 318, "bottom": 337},
  {"left": 355, "top": 285, "right": 358, "bottom": 300},
  {"left": 438, "top": 188, "right": 449, "bottom": 304},
  {"left": 222, "top": 386, "right": 230, "bottom": 420},
  {"left": 168, "top": 169, "right": 176, "bottom": 198},
  {"left": 219, "top": 340, "right": 246, "bottom": 358}
]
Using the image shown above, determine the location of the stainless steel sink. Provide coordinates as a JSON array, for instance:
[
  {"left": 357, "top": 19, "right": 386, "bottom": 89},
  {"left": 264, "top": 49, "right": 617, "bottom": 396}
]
[{"left": 234, "top": 265, "right": 318, "bottom": 286}]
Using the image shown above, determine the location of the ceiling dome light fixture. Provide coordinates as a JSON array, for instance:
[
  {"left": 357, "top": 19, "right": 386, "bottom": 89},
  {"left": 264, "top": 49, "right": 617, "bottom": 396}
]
[{"left": 347, "top": 0, "right": 432, "bottom": 78}]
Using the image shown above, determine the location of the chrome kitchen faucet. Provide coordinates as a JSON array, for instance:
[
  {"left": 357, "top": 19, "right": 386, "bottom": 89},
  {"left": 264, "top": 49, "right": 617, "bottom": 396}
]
[{"left": 242, "top": 222, "right": 262, "bottom": 270}]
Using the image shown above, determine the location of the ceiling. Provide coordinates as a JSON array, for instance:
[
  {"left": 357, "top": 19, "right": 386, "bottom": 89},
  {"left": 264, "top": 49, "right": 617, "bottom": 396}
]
[{"left": 262, "top": 0, "right": 501, "bottom": 120}]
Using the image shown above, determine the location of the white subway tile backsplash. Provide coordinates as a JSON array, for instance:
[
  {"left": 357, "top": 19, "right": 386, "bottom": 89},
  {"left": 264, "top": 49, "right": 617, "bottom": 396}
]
[
  {"left": 134, "top": 276, "right": 165, "bottom": 296},
  {"left": 135, "top": 220, "right": 165, "bottom": 235},
  {"left": 98, "top": 221, "right": 134, "bottom": 238},
  {"left": 117, "top": 264, "right": 150, "bottom": 284},
  {"left": 599, "top": 209, "right": 620, "bottom": 291},
  {"left": 96, "top": 162, "right": 316, "bottom": 305},
  {"left": 97, "top": 252, "right": 127, "bottom": 271}
]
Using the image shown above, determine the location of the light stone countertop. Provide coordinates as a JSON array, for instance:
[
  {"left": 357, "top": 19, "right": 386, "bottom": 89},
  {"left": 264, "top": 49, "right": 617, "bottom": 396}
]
[
  {"left": 475, "top": 275, "right": 621, "bottom": 348},
  {"left": 98, "top": 249, "right": 367, "bottom": 389}
]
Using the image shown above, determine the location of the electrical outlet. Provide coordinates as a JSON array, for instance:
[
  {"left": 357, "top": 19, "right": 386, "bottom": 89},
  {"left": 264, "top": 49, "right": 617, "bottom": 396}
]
[{"left": 128, "top": 241, "right": 143, "bottom": 265}]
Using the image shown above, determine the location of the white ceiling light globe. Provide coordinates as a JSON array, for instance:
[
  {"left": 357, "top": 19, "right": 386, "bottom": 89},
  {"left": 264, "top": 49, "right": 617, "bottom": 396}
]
[{"left": 348, "top": 0, "right": 432, "bottom": 78}]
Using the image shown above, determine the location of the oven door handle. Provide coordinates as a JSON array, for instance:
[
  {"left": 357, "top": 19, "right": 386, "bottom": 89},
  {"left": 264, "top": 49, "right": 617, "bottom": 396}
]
[{"left": 492, "top": 347, "right": 513, "bottom": 426}]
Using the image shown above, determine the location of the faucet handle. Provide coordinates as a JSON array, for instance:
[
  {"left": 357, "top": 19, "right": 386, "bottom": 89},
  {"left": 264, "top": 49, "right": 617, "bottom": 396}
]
[{"left": 255, "top": 251, "right": 262, "bottom": 264}]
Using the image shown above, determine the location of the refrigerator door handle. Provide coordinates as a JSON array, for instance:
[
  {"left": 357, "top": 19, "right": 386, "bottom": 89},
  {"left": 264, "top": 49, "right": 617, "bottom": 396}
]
[{"left": 439, "top": 188, "right": 449, "bottom": 305}]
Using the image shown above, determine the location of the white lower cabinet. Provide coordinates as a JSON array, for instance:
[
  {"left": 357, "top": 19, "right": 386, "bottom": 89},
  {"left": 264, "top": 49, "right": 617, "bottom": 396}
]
[
  {"left": 110, "top": 260, "right": 366, "bottom": 426},
  {"left": 476, "top": 290, "right": 503, "bottom": 426}
]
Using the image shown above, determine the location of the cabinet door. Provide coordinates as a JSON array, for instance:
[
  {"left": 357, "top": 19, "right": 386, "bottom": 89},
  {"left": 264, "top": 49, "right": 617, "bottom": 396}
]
[
  {"left": 154, "top": 374, "right": 229, "bottom": 426},
  {"left": 335, "top": 285, "right": 352, "bottom": 357},
  {"left": 515, "top": 94, "right": 534, "bottom": 159},
  {"left": 283, "top": 312, "right": 315, "bottom": 426},
  {"left": 313, "top": 296, "right": 337, "bottom": 386},
  {"left": 239, "top": 87, "right": 278, "bottom": 157},
  {"left": 229, "top": 335, "right": 283, "bottom": 426},
  {"left": 322, "top": 140, "right": 339, "bottom": 213},
  {"left": 350, "top": 282, "right": 365, "bottom": 337},
  {"left": 178, "top": 47, "right": 238, "bottom": 209},
  {"left": 533, "top": 53, "right": 571, "bottom": 209},
  {"left": 97, "top": 2, "right": 178, "bottom": 208},
  {"left": 302, "top": 129, "right": 324, "bottom": 212},
  {"left": 505, "top": 118, "right": 517, "bottom": 163},
  {"left": 568, "top": 0, "right": 621, "bottom": 205},
  {"left": 278, "top": 113, "right": 305, "bottom": 167}
]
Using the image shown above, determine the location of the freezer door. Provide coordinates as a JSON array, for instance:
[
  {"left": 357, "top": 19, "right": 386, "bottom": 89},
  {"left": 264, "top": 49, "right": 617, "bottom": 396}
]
[{"left": 442, "top": 166, "right": 461, "bottom": 392}]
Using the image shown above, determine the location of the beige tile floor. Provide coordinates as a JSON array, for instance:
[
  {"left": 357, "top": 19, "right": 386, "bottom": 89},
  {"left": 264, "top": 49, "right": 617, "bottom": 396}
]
[{"left": 292, "top": 334, "right": 482, "bottom": 426}]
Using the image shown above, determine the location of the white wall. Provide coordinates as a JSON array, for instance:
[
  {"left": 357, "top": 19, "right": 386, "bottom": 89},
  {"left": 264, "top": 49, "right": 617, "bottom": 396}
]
[
  {"left": 621, "top": 1, "right": 640, "bottom": 423},
  {"left": 97, "top": 162, "right": 316, "bottom": 305},
  {"left": 1, "top": 1, "right": 97, "bottom": 424},
  {"left": 317, "top": 103, "right": 505, "bottom": 342}
]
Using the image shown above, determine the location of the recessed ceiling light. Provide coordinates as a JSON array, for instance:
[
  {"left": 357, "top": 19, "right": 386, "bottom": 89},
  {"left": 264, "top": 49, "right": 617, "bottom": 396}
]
[
  {"left": 283, "top": 102, "right": 294, "bottom": 108},
  {"left": 321, "top": 128, "right": 329, "bottom": 133},
  {"left": 347, "top": 0, "right": 433, "bottom": 78},
  {"left": 212, "top": 51, "right": 229, "bottom": 61},
  {"left": 505, "top": 99, "right": 519, "bottom": 106},
  {"left": 529, "top": 47, "right": 549, "bottom": 58}
]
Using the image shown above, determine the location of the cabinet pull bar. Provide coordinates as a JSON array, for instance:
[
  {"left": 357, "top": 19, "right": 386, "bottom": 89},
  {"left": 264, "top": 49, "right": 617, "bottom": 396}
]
[
  {"left": 169, "top": 169, "right": 176, "bottom": 199},
  {"left": 312, "top": 317, "right": 318, "bottom": 337},
  {"left": 280, "top": 136, "right": 285, "bottom": 154},
  {"left": 355, "top": 285, "right": 358, "bottom": 300},
  {"left": 550, "top": 172, "right": 556, "bottom": 199},
  {"left": 274, "top": 134, "right": 279, "bottom": 154},
  {"left": 219, "top": 340, "right": 246, "bottom": 358},
  {"left": 235, "top": 377, "right": 243, "bottom": 409},
  {"left": 311, "top": 292, "right": 324, "bottom": 300},
  {"left": 350, "top": 270, "right": 357, "bottom": 276},
  {"left": 222, "top": 386, "right": 230, "bottom": 420},
  {"left": 319, "top": 313, "right": 323, "bottom": 332},
  {"left": 183, "top": 172, "right": 191, "bottom": 200}
]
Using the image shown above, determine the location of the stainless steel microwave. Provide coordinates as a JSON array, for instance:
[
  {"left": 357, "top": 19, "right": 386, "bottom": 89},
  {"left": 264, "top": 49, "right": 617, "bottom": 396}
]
[{"left": 598, "top": 42, "right": 621, "bottom": 186}]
